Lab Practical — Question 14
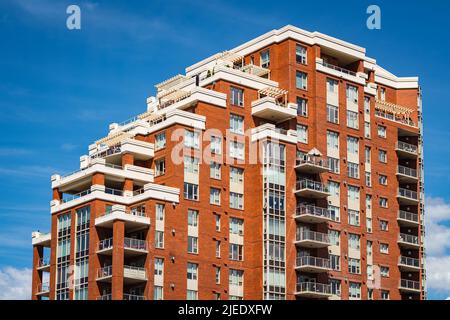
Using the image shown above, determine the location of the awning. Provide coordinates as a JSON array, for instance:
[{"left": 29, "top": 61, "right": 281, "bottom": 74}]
[
  {"left": 159, "top": 89, "right": 191, "bottom": 103},
  {"left": 96, "top": 131, "right": 132, "bottom": 147},
  {"left": 375, "top": 99, "right": 414, "bottom": 116},
  {"left": 217, "top": 51, "right": 244, "bottom": 64},
  {"left": 240, "top": 64, "right": 270, "bottom": 77},
  {"left": 258, "top": 87, "right": 288, "bottom": 99},
  {"left": 155, "top": 74, "right": 188, "bottom": 92}
]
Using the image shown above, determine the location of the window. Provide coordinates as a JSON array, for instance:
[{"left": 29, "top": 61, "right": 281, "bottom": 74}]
[
  {"left": 364, "top": 96, "right": 370, "bottom": 115},
  {"left": 229, "top": 141, "right": 244, "bottom": 160},
  {"left": 348, "top": 185, "right": 360, "bottom": 201},
  {"left": 154, "top": 258, "right": 164, "bottom": 276},
  {"left": 210, "top": 136, "right": 222, "bottom": 154},
  {"left": 210, "top": 162, "right": 221, "bottom": 179},
  {"left": 184, "top": 156, "right": 199, "bottom": 174},
  {"left": 327, "top": 131, "right": 339, "bottom": 151},
  {"left": 379, "top": 174, "right": 388, "bottom": 185},
  {"left": 329, "top": 205, "right": 340, "bottom": 222},
  {"left": 346, "top": 85, "right": 358, "bottom": 103},
  {"left": 230, "top": 217, "right": 244, "bottom": 235},
  {"left": 187, "top": 236, "right": 198, "bottom": 254},
  {"left": 348, "top": 162, "right": 359, "bottom": 179},
  {"left": 347, "top": 136, "right": 359, "bottom": 155},
  {"left": 154, "top": 286, "right": 163, "bottom": 300},
  {"left": 296, "top": 44, "right": 307, "bottom": 64},
  {"left": 381, "top": 290, "right": 390, "bottom": 300},
  {"left": 187, "top": 263, "right": 198, "bottom": 280},
  {"left": 329, "top": 230, "right": 340, "bottom": 246},
  {"left": 215, "top": 214, "right": 221, "bottom": 231},
  {"left": 184, "top": 183, "right": 199, "bottom": 201},
  {"left": 366, "top": 194, "right": 372, "bottom": 210},
  {"left": 330, "top": 254, "right": 340, "bottom": 271},
  {"left": 296, "top": 71, "right": 308, "bottom": 90},
  {"left": 365, "top": 172, "right": 372, "bottom": 187},
  {"left": 367, "top": 265, "right": 374, "bottom": 280},
  {"left": 329, "top": 181, "right": 340, "bottom": 197},
  {"left": 381, "top": 266, "right": 390, "bottom": 277},
  {"left": 215, "top": 267, "right": 221, "bottom": 284},
  {"left": 327, "top": 78, "right": 338, "bottom": 93},
  {"left": 187, "top": 209, "right": 198, "bottom": 227},
  {"left": 380, "top": 87, "right": 386, "bottom": 101},
  {"left": 348, "top": 210, "right": 360, "bottom": 226},
  {"left": 229, "top": 243, "right": 244, "bottom": 261},
  {"left": 379, "top": 197, "right": 388, "bottom": 208},
  {"left": 330, "top": 279, "right": 341, "bottom": 296},
  {"left": 349, "top": 282, "right": 361, "bottom": 300},
  {"left": 366, "top": 217, "right": 372, "bottom": 233},
  {"left": 230, "top": 114, "right": 244, "bottom": 134},
  {"left": 348, "top": 258, "right": 361, "bottom": 274},
  {"left": 155, "top": 132, "right": 166, "bottom": 150},
  {"left": 380, "top": 243, "right": 389, "bottom": 254},
  {"left": 230, "top": 87, "right": 244, "bottom": 106},
  {"left": 210, "top": 188, "right": 221, "bottom": 205},
  {"left": 328, "top": 157, "right": 340, "bottom": 174},
  {"left": 156, "top": 204, "right": 165, "bottom": 221},
  {"left": 230, "top": 167, "right": 244, "bottom": 184},
  {"left": 155, "top": 231, "right": 164, "bottom": 248},
  {"left": 216, "top": 241, "right": 221, "bottom": 258},
  {"left": 377, "top": 125, "right": 387, "bottom": 138},
  {"left": 229, "top": 269, "right": 244, "bottom": 286},
  {"left": 297, "top": 124, "right": 308, "bottom": 143},
  {"left": 155, "top": 158, "right": 165, "bottom": 176},
  {"left": 187, "top": 290, "right": 198, "bottom": 300},
  {"left": 229, "top": 192, "right": 244, "bottom": 210},
  {"left": 260, "top": 50, "right": 270, "bottom": 68},
  {"left": 297, "top": 97, "right": 308, "bottom": 117},
  {"left": 367, "top": 288, "right": 373, "bottom": 300},
  {"left": 184, "top": 130, "right": 200, "bottom": 149},
  {"left": 347, "top": 110, "right": 359, "bottom": 129},
  {"left": 348, "top": 233, "right": 360, "bottom": 250},
  {"left": 365, "top": 147, "right": 371, "bottom": 164},
  {"left": 364, "top": 122, "right": 371, "bottom": 138},
  {"left": 327, "top": 104, "right": 339, "bottom": 124},
  {"left": 367, "top": 241, "right": 373, "bottom": 256}
]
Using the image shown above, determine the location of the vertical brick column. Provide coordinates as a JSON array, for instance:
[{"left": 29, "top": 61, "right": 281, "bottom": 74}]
[
  {"left": 122, "top": 153, "right": 134, "bottom": 193},
  {"left": 144, "top": 226, "right": 152, "bottom": 299},
  {"left": 52, "top": 188, "right": 61, "bottom": 201},
  {"left": 49, "top": 214, "right": 57, "bottom": 300},
  {"left": 87, "top": 200, "right": 101, "bottom": 300},
  {"left": 31, "top": 246, "right": 43, "bottom": 300},
  {"left": 92, "top": 172, "right": 105, "bottom": 186},
  {"left": 112, "top": 220, "right": 124, "bottom": 300}
]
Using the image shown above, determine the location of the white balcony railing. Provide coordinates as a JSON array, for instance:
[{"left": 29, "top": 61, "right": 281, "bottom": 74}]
[
  {"left": 296, "top": 282, "right": 331, "bottom": 295},
  {"left": 397, "top": 165, "right": 417, "bottom": 178},
  {"left": 296, "top": 230, "right": 330, "bottom": 244},
  {"left": 296, "top": 256, "right": 330, "bottom": 269},
  {"left": 398, "top": 188, "right": 418, "bottom": 200},
  {"left": 124, "top": 238, "right": 147, "bottom": 251},
  {"left": 97, "top": 265, "right": 112, "bottom": 279},
  {"left": 400, "top": 279, "right": 421, "bottom": 291},
  {"left": 317, "top": 60, "right": 357, "bottom": 77},
  {"left": 396, "top": 141, "right": 418, "bottom": 154},
  {"left": 398, "top": 210, "right": 419, "bottom": 223},
  {"left": 295, "top": 205, "right": 331, "bottom": 220},
  {"left": 61, "top": 189, "right": 91, "bottom": 203},
  {"left": 296, "top": 179, "right": 329, "bottom": 193},
  {"left": 123, "top": 293, "right": 146, "bottom": 300},
  {"left": 399, "top": 233, "right": 419, "bottom": 245},
  {"left": 399, "top": 256, "right": 420, "bottom": 268},
  {"left": 123, "top": 265, "right": 147, "bottom": 280}
]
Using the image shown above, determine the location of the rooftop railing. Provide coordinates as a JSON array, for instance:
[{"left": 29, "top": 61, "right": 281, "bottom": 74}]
[
  {"left": 90, "top": 145, "right": 122, "bottom": 160},
  {"left": 375, "top": 109, "right": 417, "bottom": 127},
  {"left": 295, "top": 205, "right": 331, "bottom": 220},
  {"left": 296, "top": 179, "right": 329, "bottom": 193}
]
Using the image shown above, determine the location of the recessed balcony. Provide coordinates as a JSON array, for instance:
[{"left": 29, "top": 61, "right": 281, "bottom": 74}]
[
  {"left": 396, "top": 165, "right": 418, "bottom": 183},
  {"left": 123, "top": 293, "right": 146, "bottom": 300},
  {"left": 295, "top": 282, "right": 331, "bottom": 299},
  {"left": 97, "top": 266, "right": 112, "bottom": 282},
  {"left": 294, "top": 205, "right": 331, "bottom": 223},
  {"left": 397, "top": 210, "right": 419, "bottom": 227},
  {"left": 251, "top": 96, "right": 297, "bottom": 122},
  {"left": 123, "top": 266, "right": 148, "bottom": 284},
  {"left": 395, "top": 141, "right": 418, "bottom": 159},
  {"left": 295, "top": 230, "right": 330, "bottom": 248},
  {"left": 295, "top": 256, "right": 330, "bottom": 273},
  {"left": 95, "top": 205, "right": 150, "bottom": 230},
  {"left": 398, "top": 256, "right": 421, "bottom": 272},
  {"left": 295, "top": 156, "right": 329, "bottom": 174},
  {"left": 36, "top": 282, "right": 50, "bottom": 296},
  {"left": 398, "top": 233, "right": 420, "bottom": 249},
  {"left": 397, "top": 188, "right": 419, "bottom": 205},
  {"left": 295, "top": 179, "right": 329, "bottom": 198},
  {"left": 37, "top": 258, "right": 50, "bottom": 272},
  {"left": 399, "top": 279, "right": 421, "bottom": 293},
  {"left": 91, "top": 137, "right": 155, "bottom": 162}
]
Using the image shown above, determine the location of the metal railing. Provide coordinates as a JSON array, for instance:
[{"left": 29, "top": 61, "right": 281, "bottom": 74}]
[
  {"left": 98, "top": 238, "right": 113, "bottom": 251},
  {"left": 296, "top": 156, "right": 329, "bottom": 169},
  {"left": 399, "top": 233, "right": 419, "bottom": 245},
  {"left": 296, "top": 256, "right": 330, "bottom": 269},
  {"left": 318, "top": 60, "right": 357, "bottom": 77},
  {"left": 296, "top": 230, "right": 330, "bottom": 244},
  {"left": 38, "top": 258, "right": 50, "bottom": 268},
  {"left": 61, "top": 189, "right": 91, "bottom": 203},
  {"left": 37, "top": 282, "right": 50, "bottom": 293},
  {"left": 398, "top": 165, "right": 417, "bottom": 178},
  {"left": 124, "top": 238, "right": 147, "bottom": 251},
  {"left": 97, "top": 265, "right": 112, "bottom": 279},
  {"left": 400, "top": 279, "right": 420, "bottom": 290},
  {"left": 123, "top": 265, "right": 147, "bottom": 279},
  {"left": 133, "top": 188, "right": 145, "bottom": 196},
  {"left": 399, "top": 256, "right": 420, "bottom": 268},
  {"left": 375, "top": 109, "right": 416, "bottom": 127},
  {"left": 99, "top": 208, "right": 147, "bottom": 218},
  {"left": 97, "top": 294, "right": 112, "bottom": 300},
  {"left": 398, "top": 210, "right": 419, "bottom": 223},
  {"left": 123, "top": 294, "right": 146, "bottom": 300},
  {"left": 396, "top": 141, "right": 418, "bottom": 154},
  {"left": 90, "top": 146, "right": 122, "bottom": 160},
  {"left": 105, "top": 163, "right": 123, "bottom": 170},
  {"left": 398, "top": 188, "right": 418, "bottom": 200},
  {"left": 295, "top": 205, "right": 331, "bottom": 220},
  {"left": 105, "top": 187, "right": 124, "bottom": 196},
  {"left": 296, "top": 179, "right": 328, "bottom": 193},
  {"left": 296, "top": 282, "right": 331, "bottom": 294}
]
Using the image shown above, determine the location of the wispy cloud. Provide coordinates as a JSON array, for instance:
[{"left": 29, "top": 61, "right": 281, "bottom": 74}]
[
  {"left": 0, "top": 148, "right": 32, "bottom": 157},
  {"left": 0, "top": 266, "right": 31, "bottom": 300},
  {"left": 60, "top": 143, "right": 77, "bottom": 152},
  {"left": 0, "top": 165, "right": 58, "bottom": 178}
]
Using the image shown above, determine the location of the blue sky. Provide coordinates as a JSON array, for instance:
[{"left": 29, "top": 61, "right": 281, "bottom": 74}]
[{"left": 0, "top": 0, "right": 449, "bottom": 299}]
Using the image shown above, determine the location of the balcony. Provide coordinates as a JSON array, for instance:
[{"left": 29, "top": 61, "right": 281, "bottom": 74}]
[
  {"left": 37, "top": 258, "right": 50, "bottom": 272},
  {"left": 396, "top": 165, "right": 418, "bottom": 183},
  {"left": 123, "top": 293, "right": 146, "bottom": 300},
  {"left": 123, "top": 266, "right": 147, "bottom": 284},
  {"left": 95, "top": 205, "right": 150, "bottom": 230},
  {"left": 90, "top": 137, "right": 155, "bottom": 161},
  {"left": 295, "top": 282, "right": 331, "bottom": 299},
  {"left": 294, "top": 179, "right": 329, "bottom": 198},
  {"left": 251, "top": 123, "right": 297, "bottom": 144},
  {"left": 397, "top": 210, "right": 419, "bottom": 227},
  {"left": 315, "top": 59, "right": 365, "bottom": 85},
  {"left": 295, "top": 156, "right": 329, "bottom": 174},
  {"left": 251, "top": 96, "right": 297, "bottom": 122},
  {"left": 97, "top": 294, "right": 112, "bottom": 300},
  {"left": 395, "top": 141, "right": 418, "bottom": 159},
  {"left": 399, "top": 279, "right": 421, "bottom": 293},
  {"left": 296, "top": 256, "right": 330, "bottom": 273},
  {"left": 295, "top": 205, "right": 331, "bottom": 223},
  {"left": 295, "top": 230, "right": 330, "bottom": 248},
  {"left": 398, "top": 233, "right": 420, "bottom": 249},
  {"left": 97, "top": 266, "right": 112, "bottom": 282},
  {"left": 36, "top": 282, "right": 50, "bottom": 296},
  {"left": 375, "top": 99, "right": 417, "bottom": 128},
  {"left": 32, "top": 231, "right": 51, "bottom": 247},
  {"left": 397, "top": 188, "right": 419, "bottom": 205},
  {"left": 398, "top": 256, "right": 421, "bottom": 272},
  {"left": 97, "top": 237, "right": 148, "bottom": 256}
]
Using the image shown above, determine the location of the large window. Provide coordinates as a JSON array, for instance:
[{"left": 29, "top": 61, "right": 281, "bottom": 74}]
[
  {"left": 348, "top": 162, "right": 359, "bottom": 179},
  {"left": 229, "top": 217, "right": 244, "bottom": 235},
  {"left": 348, "top": 210, "right": 360, "bottom": 226},
  {"left": 348, "top": 258, "right": 361, "bottom": 274},
  {"left": 184, "top": 130, "right": 200, "bottom": 149},
  {"left": 184, "top": 156, "right": 199, "bottom": 174},
  {"left": 327, "top": 78, "right": 338, "bottom": 93},
  {"left": 330, "top": 254, "right": 340, "bottom": 271},
  {"left": 154, "top": 286, "right": 163, "bottom": 300},
  {"left": 329, "top": 230, "right": 340, "bottom": 246},
  {"left": 230, "top": 167, "right": 244, "bottom": 184},
  {"left": 348, "top": 185, "right": 360, "bottom": 201},
  {"left": 327, "top": 131, "right": 339, "bottom": 151},
  {"left": 154, "top": 258, "right": 164, "bottom": 276},
  {"left": 187, "top": 263, "right": 198, "bottom": 280},
  {"left": 296, "top": 124, "right": 308, "bottom": 144},
  {"left": 349, "top": 282, "right": 361, "bottom": 300},
  {"left": 346, "top": 85, "right": 358, "bottom": 103},
  {"left": 230, "top": 114, "right": 244, "bottom": 134},
  {"left": 74, "top": 206, "right": 90, "bottom": 300},
  {"left": 56, "top": 212, "right": 71, "bottom": 300},
  {"left": 327, "top": 104, "right": 339, "bottom": 124},
  {"left": 229, "top": 243, "right": 244, "bottom": 261},
  {"left": 347, "top": 110, "right": 359, "bottom": 129},
  {"left": 210, "top": 162, "right": 221, "bottom": 179},
  {"left": 328, "top": 157, "right": 340, "bottom": 174},
  {"left": 229, "top": 269, "right": 244, "bottom": 286},
  {"left": 155, "top": 158, "right": 165, "bottom": 176},
  {"left": 210, "top": 136, "right": 222, "bottom": 154},
  {"left": 329, "top": 181, "right": 340, "bottom": 197},
  {"left": 348, "top": 233, "right": 360, "bottom": 250},
  {"left": 229, "top": 141, "right": 245, "bottom": 160},
  {"left": 155, "top": 231, "right": 164, "bottom": 248},
  {"left": 296, "top": 71, "right": 308, "bottom": 90},
  {"left": 328, "top": 205, "right": 340, "bottom": 222},
  {"left": 155, "top": 132, "right": 166, "bottom": 150},
  {"left": 156, "top": 204, "right": 165, "bottom": 221},
  {"left": 184, "top": 183, "right": 199, "bottom": 201},
  {"left": 229, "top": 192, "right": 244, "bottom": 210},
  {"left": 379, "top": 149, "right": 387, "bottom": 163},
  {"left": 187, "top": 209, "right": 198, "bottom": 227},
  {"left": 187, "top": 236, "right": 198, "bottom": 254},
  {"left": 347, "top": 136, "right": 359, "bottom": 155},
  {"left": 296, "top": 44, "right": 307, "bottom": 64},
  {"left": 297, "top": 97, "right": 308, "bottom": 117},
  {"left": 230, "top": 87, "right": 244, "bottom": 106},
  {"left": 210, "top": 187, "right": 221, "bottom": 205},
  {"left": 260, "top": 50, "right": 270, "bottom": 68}
]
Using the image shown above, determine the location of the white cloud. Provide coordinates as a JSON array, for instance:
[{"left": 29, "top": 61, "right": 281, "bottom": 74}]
[{"left": 0, "top": 266, "right": 31, "bottom": 300}]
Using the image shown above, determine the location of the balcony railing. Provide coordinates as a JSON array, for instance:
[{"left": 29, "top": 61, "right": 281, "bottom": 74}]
[
  {"left": 399, "top": 233, "right": 419, "bottom": 245},
  {"left": 296, "top": 179, "right": 328, "bottom": 193},
  {"left": 98, "top": 238, "right": 113, "bottom": 251},
  {"left": 318, "top": 60, "right": 357, "bottom": 77},
  {"left": 296, "top": 282, "right": 331, "bottom": 295},
  {"left": 295, "top": 156, "right": 329, "bottom": 169},
  {"left": 97, "top": 294, "right": 112, "bottom": 300},
  {"left": 296, "top": 256, "right": 330, "bottom": 269},
  {"left": 38, "top": 258, "right": 50, "bottom": 268},
  {"left": 124, "top": 238, "right": 147, "bottom": 251},
  {"left": 400, "top": 279, "right": 420, "bottom": 291},
  {"left": 99, "top": 208, "right": 147, "bottom": 219},
  {"left": 295, "top": 205, "right": 331, "bottom": 220},
  {"left": 397, "top": 165, "right": 417, "bottom": 178},
  {"left": 123, "top": 265, "right": 147, "bottom": 280},
  {"left": 399, "top": 256, "right": 420, "bottom": 268},
  {"left": 90, "top": 146, "right": 122, "bottom": 160},
  {"left": 296, "top": 230, "right": 330, "bottom": 244},
  {"left": 61, "top": 189, "right": 91, "bottom": 203},
  {"left": 396, "top": 141, "right": 418, "bottom": 154},
  {"left": 105, "top": 187, "right": 124, "bottom": 196},
  {"left": 375, "top": 109, "right": 417, "bottom": 127},
  {"left": 398, "top": 210, "right": 419, "bottom": 223},
  {"left": 123, "top": 294, "right": 146, "bottom": 300},
  {"left": 398, "top": 188, "right": 418, "bottom": 200},
  {"left": 37, "top": 282, "right": 50, "bottom": 293},
  {"left": 97, "top": 265, "right": 112, "bottom": 279}
]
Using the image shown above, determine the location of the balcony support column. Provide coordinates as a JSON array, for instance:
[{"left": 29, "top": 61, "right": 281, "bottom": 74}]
[
  {"left": 92, "top": 172, "right": 105, "bottom": 186},
  {"left": 31, "top": 245, "right": 43, "bottom": 300},
  {"left": 122, "top": 153, "right": 134, "bottom": 166},
  {"left": 112, "top": 220, "right": 124, "bottom": 300},
  {"left": 52, "top": 188, "right": 61, "bottom": 201}
]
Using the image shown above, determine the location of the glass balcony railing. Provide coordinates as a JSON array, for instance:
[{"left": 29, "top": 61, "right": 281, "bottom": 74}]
[
  {"left": 397, "top": 165, "right": 417, "bottom": 178},
  {"left": 123, "top": 294, "right": 146, "bottom": 300},
  {"left": 399, "top": 233, "right": 419, "bottom": 245},
  {"left": 295, "top": 205, "right": 331, "bottom": 220},
  {"left": 124, "top": 238, "right": 147, "bottom": 251},
  {"left": 399, "top": 256, "right": 420, "bottom": 268},
  {"left": 37, "top": 282, "right": 50, "bottom": 293},
  {"left": 398, "top": 210, "right": 419, "bottom": 223},
  {"left": 398, "top": 188, "right": 418, "bottom": 200},
  {"left": 295, "top": 156, "right": 329, "bottom": 169},
  {"left": 97, "top": 265, "right": 112, "bottom": 279},
  {"left": 296, "top": 179, "right": 328, "bottom": 193},
  {"left": 98, "top": 238, "right": 113, "bottom": 251},
  {"left": 97, "top": 294, "right": 112, "bottom": 300},
  {"left": 396, "top": 141, "right": 418, "bottom": 154},
  {"left": 61, "top": 189, "right": 91, "bottom": 203},
  {"left": 296, "top": 282, "right": 331, "bottom": 295},
  {"left": 296, "top": 230, "right": 330, "bottom": 244},
  {"left": 400, "top": 279, "right": 420, "bottom": 291},
  {"left": 296, "top": 256, "right": 330, "bottom": 269},
  {"left": 317, "top": 60, "right": 357, "bottom": 77},
  {"left": 38, "top": 258, "right": 50, "bottom": 268}
]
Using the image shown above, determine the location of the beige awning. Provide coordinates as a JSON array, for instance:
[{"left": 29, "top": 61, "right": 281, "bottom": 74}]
[
  {"left": 258, "top": 87, "right": 288, "bottom": 99},
  {"left": 155, "top": 74, "right": 188, "bottom": 92},
  {"left": 217, "top": 51, "right": 243, "bottom": 64},
  {"left": 241, "top": 64, "right": 270, "bottom": 77},
  {"left": 138, "top": 111, "right": 165, "bottom": 124},
  {"left": 96, "top": 131, "right": 132, "bottom": 146},
  {"left": 159, "top": 89, "right": 191, "bottom": 103},
  {"left": 375, "top": 99, "right": 414, "bottom": 116}
]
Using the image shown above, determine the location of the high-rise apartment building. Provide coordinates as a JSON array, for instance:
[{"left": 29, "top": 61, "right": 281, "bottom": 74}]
[{"left": 31, "top": 25, "right": 425, "bottom": 300}]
